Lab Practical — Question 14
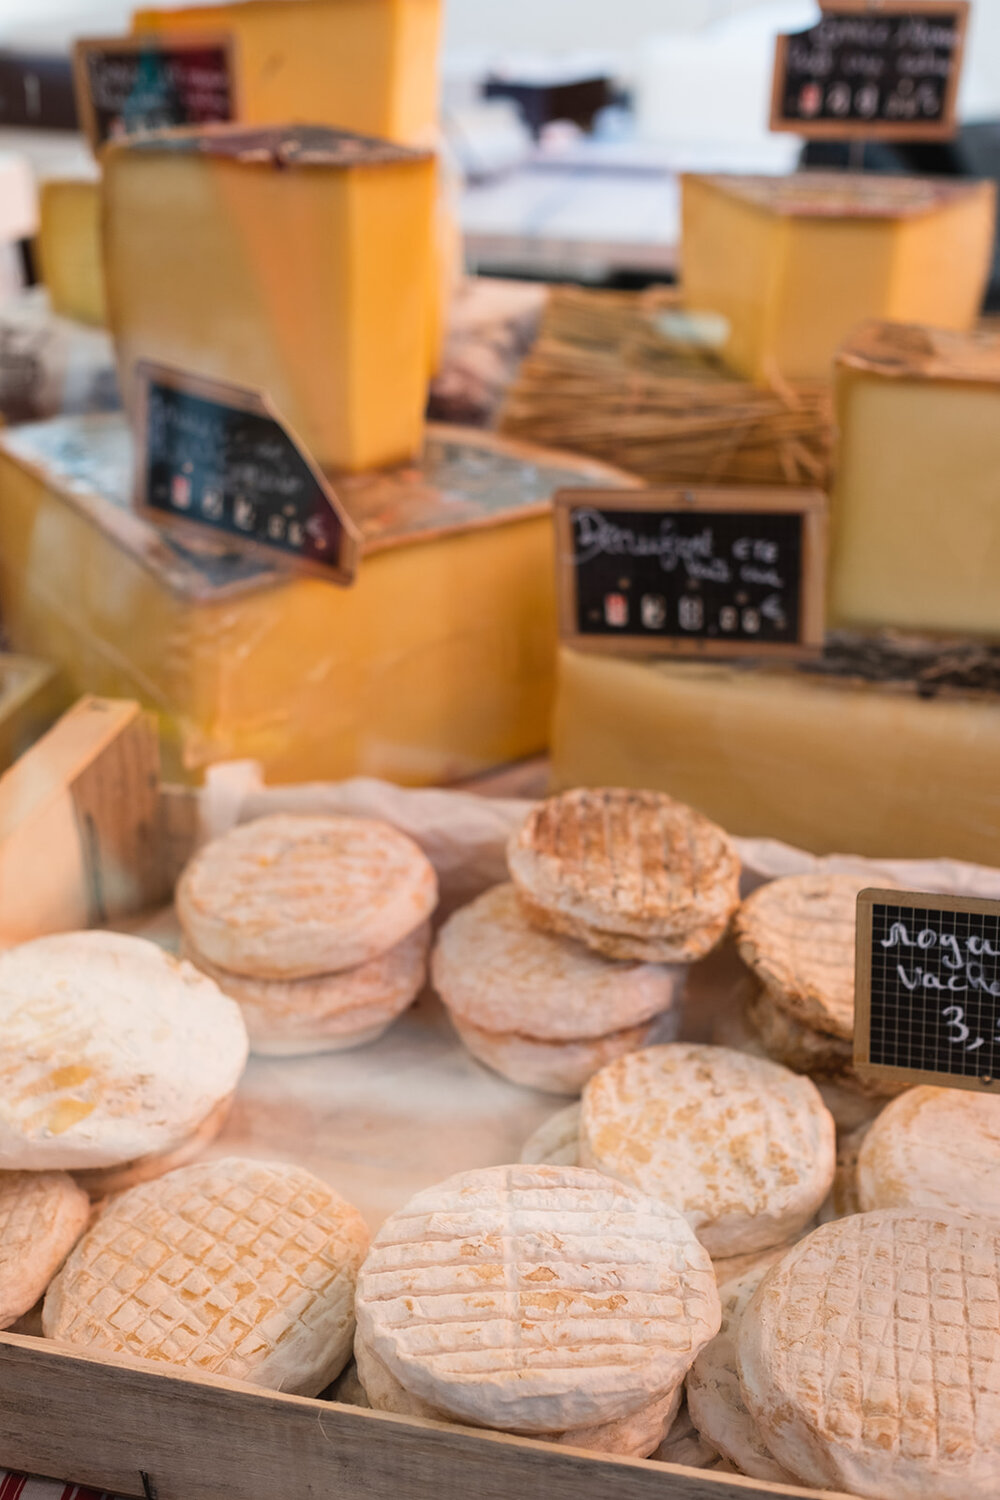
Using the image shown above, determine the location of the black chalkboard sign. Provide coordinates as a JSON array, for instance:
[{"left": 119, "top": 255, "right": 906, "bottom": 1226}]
[
  {"left": 554, "top": 487, "right": 826, "bottom": 658},
  {"left": 135, "top": 364, "right": 359, "bottom": 584},
  {"left": 74, "top": 34, "right": 235, "bottom": 151},
  {"left": 770, "top": 1, "right": 968, "bottom": 142},
  {"left": 855, "top": 889, "right": 1000, "bottom": 1093}
]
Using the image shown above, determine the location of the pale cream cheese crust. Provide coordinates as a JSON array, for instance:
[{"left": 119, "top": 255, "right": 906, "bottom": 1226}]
[
  {"left": 0, "top": 932, "right": 248, "bottom": 1171},
  {"left": 355, "top": 1163, "right": 721, "bottom": 1435},
  {"left": 739, "top": 1209, "right": 1000, "bottom": 1499},
  {"left": 580, "top": 1044, "right": 836, "bottom": 1257},
  {"left": 508, "top": 789, "right": 740, "bottom": 963},
  {"left": 176, "top": 813, "right": 438, "bottom": 978},
  {"left": 44, "top": 1156, "right": 370, "bottom": 1396}
]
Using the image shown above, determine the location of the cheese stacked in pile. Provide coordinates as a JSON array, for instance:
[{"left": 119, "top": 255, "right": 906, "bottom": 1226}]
[{"left": 178, "top": 813, "right": 437, "bottom": 1055}]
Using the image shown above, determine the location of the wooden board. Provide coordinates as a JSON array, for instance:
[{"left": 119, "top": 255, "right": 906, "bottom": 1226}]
[
  {"left": 769, "top": 0, "right": 969, "bottom": 142},
  {"left": 0, "top": 696, "right": 168, "bottom": 942},
  {"left": 0, "top": 1334, "right": 844, "bottom": 1500},
  {"left": 554, "top": 487, "right": 827, "bottom": 659}
]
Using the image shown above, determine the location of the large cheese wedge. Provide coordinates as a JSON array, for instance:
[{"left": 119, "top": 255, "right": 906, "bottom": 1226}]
[
  {"left": 551, "top": 644, "right": 1000, "bottom": 864},
  {"left": 102, "top": 125, "right": 434, "bottom": 475},
  {"left": 0, "top": 414, "right": 628, "bottom": 785},
  {"left": 36, "top": 177, "right": 105, "bottom": 327},
  {"left": 830, "top": 321, "right": 1000, "bottom": 637},
  {"left": 131, "top": 0, "right": 442, "bottom": 147},
  {"left": 681, "top": 172, "right": 996, "bottom": 383}
]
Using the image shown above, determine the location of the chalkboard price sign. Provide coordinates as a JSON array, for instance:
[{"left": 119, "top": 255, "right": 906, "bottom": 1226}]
[
  {"left": 855, "top": 889, "right": 1000, "bottom": 1093},
  {"left": 135, "top": 364, "right": 359, "bottom": 584},
  {"left": 74, "top": 34, "right": 235, "bottom": 151},
  {"left": 770, "top": 0, "right": 968, "bottom": 142},
  {"left": 554, "top": 487, "right": 826, "bottom": 659}
]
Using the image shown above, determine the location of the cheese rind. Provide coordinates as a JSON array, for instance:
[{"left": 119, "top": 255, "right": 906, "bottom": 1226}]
[
  {"left": 102, "top": 125, "right": 435, "bottom": 475},
  {"left": 681, "top": 173, "right": 996, "bottom": 382},
  {"left": 551, "top": 645, "right": 1000, "bottom": 864},
  {"left": 830, "top": 321, "right": 1000, "bottom": 637},
  {"left": 36, "top": 178, "right": 105, "bottom": 327}
]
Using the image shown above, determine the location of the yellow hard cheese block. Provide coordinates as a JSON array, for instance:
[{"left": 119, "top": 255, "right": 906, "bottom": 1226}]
[
  {"left": 551, "top": 645, "right": 1000, "bottom": 864},
  {"left": 0, "top": 415, "right": 626, "bottom": 785},
  {"left": 681, "top": 172, "right": 996, "bottom": 383},
  {"left": 103, "top": 125, "right": 434, "bottom": 474},
  {"left": 36, "top": 177, "right": 106, "bottom": 327},
  {"left": 830, "top": 321, "right": 1000, "bottom": 637},
  {"left": 131, "top": 0, "right": 442, "bottom": 147}
]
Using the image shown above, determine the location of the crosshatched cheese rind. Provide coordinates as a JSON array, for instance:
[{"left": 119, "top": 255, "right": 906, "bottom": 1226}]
[
  {"left": 856, "top": 1088, "right": 1000, "bottom": 1217},
  {"left": 738, "top": 1209, "right": 1000, "bottom": 1499},
  {"left": 183, "top": 921, "right": 429, "bottom": 1054},
  {"left": 686, "top": 1261, "right": 800, "bottom": 1483},
  {"left": 42, "top": 1156, "right": 369, "bottom": 1396},
  {"left": 734, "top": 872, "right": 896, "bottom": 1040},
  {"left": 0, "top": 931, "right": 249, "bottom": 1170},
  {"left": 176, "top": 813, "right": 438, "bottom": 978},
  {"left": 355, "top": 1163, "right": 721, "bottom": 1434},
  {"left": 432, "top": 883, "right": 686, "bottom": 1040},
  {"left": 507, "top": 789, "right": 740, "bottom": 963},
  {"left": 580, "top": 1044, "right": 836, "bottom": 1257},
  {"left": 0, "top": 1170, "right": 90, "bottom": 1327}
]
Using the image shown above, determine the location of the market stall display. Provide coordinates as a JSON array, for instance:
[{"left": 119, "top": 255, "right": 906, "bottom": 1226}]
[{"left": 0, "top": 697, "right": 997, "bottom": 1498}]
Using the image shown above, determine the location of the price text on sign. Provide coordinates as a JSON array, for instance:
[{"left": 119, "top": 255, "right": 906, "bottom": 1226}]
[
  {"left": 73, "top": 35, "right": 235, "bottom": 151},
  {"left": 553, "top": 487, "right": 826, "bottom": 659},
  {"left": 770, "top": 0, "right": 968, "bottom": 142},
  {"left": 135, "top": 363, "right": 359, "bottom": 584},
  {"left": 855, "top": 889, "right": 1000, "bottom": 1093}
]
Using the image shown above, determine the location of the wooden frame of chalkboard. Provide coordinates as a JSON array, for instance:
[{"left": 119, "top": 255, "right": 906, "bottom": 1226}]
[
  {"left": 769, "top": 0, "right": 969, "bottom": 142},
  {"left": 855, "top": 887, "right": 1000, "bottom": 1095},
  {"left": 73, "top": 32, "right": 239, "bottom": 153},
  {"left": 553, "top": 485, "right": 826, "bottom": 659},
  {"left": 133, "top": 362, "right": 362, "bottom": 586}
]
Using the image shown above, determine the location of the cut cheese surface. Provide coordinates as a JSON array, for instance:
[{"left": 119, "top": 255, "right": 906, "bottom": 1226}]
[
  {"left": 0, "top": 415, "right": 626, "bottom": 786},
  {"left": 551, "top": 645, "right": 1000, "bottom": 864},
  {"left": 36, "top": 177, "right": 105, "bottom": 327},
  {"left": 831, "top": 321, "right": 1000, "bottom": 637},
  {"left": 681, "top": 173, "right": 996, "bottom": 382},
  {"left": 103, "top": 125, "right": 435, "bottom": 475},
  {"left": 131, "top": 0, "right": 442, "bottom": 147}
]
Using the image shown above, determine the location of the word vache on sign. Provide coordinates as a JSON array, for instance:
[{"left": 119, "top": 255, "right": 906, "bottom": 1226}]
[
  {"left": 554, "top": 486, "right": 826, "bottom": 660},
  {"left": 855, "top": 888, "right": 1000, "bottom": 1093}
]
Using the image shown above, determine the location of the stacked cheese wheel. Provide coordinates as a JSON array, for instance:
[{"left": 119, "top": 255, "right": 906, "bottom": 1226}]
[
  {"left": 732, "top": 872, "right": 906, "bottom": 1129},
  {"left": 178, "top": 814, "right": 438, "bottom": 1055},
  {"left": 432, "top": 788, "right": 741, "bottom": 1093},
  {"left": 521, "top": 1041, "right": 837, "bottom": 1271},
  {"left": 0, "top": 928, "right": 251, "bottom": 1326},
  {"left": 684, "top": 1210, "right": 1000, "bottom": 1499},
  {"left": 354, "top": 1163, "right": 722, "bottom": 1457}
]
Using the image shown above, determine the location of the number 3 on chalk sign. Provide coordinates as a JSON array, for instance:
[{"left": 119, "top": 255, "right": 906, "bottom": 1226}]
[{"left": 854, "top": 889, "right": 1000, "bottom": 1093}]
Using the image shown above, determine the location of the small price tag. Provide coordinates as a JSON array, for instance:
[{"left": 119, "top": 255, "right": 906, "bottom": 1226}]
[
  {"left": 135, "top": 363, "right": 360, "bottom": 584},
  {"left": 553, "top": 486, "right": 826, "bottom": 658},
  {"left": 855, "top": 888, "right": 1000, "bottom": 1093},
  {"left": 73, "top": 34, "right": 236, "bottom": 151},
  {"left": 770, "top": 1, "right": 968, "bottom": 142}
]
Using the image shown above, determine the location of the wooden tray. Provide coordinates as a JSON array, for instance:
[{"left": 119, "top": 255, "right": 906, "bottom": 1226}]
[{"left": 0, "top": 698, "right": 844, "bottom": 1500}]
